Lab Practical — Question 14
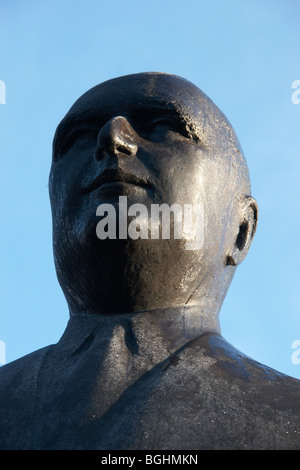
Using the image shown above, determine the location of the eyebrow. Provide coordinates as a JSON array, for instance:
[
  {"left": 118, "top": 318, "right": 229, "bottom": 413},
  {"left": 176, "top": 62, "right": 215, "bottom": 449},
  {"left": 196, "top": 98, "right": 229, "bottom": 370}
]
[
  {"left": 52, "top": 115, "right": 100, "bottom": 159},
  {"left": 54, "top": 115, "right": 100, "bottom": 143},
  {"left": 53, "top": 100, "right": 202, "bottom": 158},
  {"left": 131, "top": 103, "right": 202, "bottom": 142}
]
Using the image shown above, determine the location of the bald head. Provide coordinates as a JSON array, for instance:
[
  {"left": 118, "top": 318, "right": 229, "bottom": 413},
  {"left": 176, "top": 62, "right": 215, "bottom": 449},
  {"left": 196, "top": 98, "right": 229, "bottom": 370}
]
[
  {"left": 49, "top": 72, "right": 257, "bottom": 315},
  {"left": 53, "top": 73, "right": 251, "bottom": 206}
]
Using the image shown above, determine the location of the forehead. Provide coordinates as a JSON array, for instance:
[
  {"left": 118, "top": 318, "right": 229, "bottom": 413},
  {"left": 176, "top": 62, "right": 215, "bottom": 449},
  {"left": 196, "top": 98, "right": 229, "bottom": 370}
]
[
  {"left": 69, "top": 73, "right": 201, "bottom": 114},
  {"left": 55, "top": 73, "right": 214, "bottom": 139}
]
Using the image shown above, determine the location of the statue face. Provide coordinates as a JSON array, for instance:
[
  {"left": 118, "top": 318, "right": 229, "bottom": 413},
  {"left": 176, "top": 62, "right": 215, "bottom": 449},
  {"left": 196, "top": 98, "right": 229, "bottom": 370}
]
[{"left": 49, "top": 73, "right": 248, "bottom": 314}]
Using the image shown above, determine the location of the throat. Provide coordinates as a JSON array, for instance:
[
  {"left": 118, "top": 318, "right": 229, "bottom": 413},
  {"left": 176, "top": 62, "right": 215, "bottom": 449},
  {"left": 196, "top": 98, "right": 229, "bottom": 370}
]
[
  {"left": 68, "top": 304, "right": 220, "bottom": 361},
  {"left": 56, "top": 305, "right": 220, "bottom": 420},
  {"left": 127, "top": 305, "right": 220, "bottom": 358}
]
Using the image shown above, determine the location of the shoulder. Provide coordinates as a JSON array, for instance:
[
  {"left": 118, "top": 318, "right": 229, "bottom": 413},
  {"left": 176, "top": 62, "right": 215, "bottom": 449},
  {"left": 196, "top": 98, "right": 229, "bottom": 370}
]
[
  {"left": 89, "top": 332, "right": 300, "bottom": 449},
  {"left": 0, "top": 345, "right": 53, "bottom": 388},
  {"left": 136, "top": 333, "right": 300, "bottom": 449},
  {"left": 0, "top": 345, "right": 54, "bottom": 449},
  {"left": 167, "top": 332, "right": 300, "bottom": 396}
]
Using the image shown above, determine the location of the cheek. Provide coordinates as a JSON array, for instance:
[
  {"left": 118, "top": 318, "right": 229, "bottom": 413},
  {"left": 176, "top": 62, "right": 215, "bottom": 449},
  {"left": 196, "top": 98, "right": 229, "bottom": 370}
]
[
  {"left": 49, "top": 170, "right": 81, "bottom": 238},
  {"left": 191, "top": 158, "right": 233, "bottom": 250},
  {"left": 147, "top": 143, "right": 204, "bottom": 204},
  {"left": 50, "top": 148, "right": 95, "bottom": 206}
]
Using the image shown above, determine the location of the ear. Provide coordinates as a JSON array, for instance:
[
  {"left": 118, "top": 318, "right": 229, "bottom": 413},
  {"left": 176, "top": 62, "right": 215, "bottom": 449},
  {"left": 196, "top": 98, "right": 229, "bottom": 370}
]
[{"left": 226, "top": 196, "right": 258, "bottom": 266}]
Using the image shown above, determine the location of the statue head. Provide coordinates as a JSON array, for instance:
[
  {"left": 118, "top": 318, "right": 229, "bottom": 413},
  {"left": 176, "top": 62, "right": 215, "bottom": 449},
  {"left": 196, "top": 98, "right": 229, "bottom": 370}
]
[{"left": 49, "top": 72, "right": 258, "bottom": 317}]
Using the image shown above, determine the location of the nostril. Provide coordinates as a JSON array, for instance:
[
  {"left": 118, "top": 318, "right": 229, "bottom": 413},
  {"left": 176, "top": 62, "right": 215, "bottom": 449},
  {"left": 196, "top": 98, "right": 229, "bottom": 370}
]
[
  {"left": 116, "top": 145, "right": 132, "bottom": 155},
  {"left": 94, "top": 116, "right": 138, "bottom": 161}
]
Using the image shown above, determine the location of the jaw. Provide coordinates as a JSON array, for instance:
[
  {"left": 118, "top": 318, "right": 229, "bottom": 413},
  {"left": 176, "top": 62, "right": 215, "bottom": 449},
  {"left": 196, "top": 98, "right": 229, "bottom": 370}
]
[{"left": 53, "top": 221, "right": 233, "bottom": 319}]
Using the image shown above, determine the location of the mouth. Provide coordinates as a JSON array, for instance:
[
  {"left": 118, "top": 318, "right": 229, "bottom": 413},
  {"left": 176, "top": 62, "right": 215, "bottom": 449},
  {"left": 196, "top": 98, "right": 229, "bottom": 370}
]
[{"left": 82, "top": 168, "right": 153, "bottom": 194}]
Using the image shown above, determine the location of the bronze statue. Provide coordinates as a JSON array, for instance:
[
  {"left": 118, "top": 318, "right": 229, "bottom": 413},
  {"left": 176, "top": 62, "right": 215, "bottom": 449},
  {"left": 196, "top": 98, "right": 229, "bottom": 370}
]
[{"left": 0, "top": 72, "right": 299, "bottom": 450}]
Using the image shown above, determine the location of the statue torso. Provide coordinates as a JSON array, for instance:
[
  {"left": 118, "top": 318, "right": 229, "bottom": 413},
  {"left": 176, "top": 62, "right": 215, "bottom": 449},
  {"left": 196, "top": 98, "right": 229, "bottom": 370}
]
[{"left": 1, "top": 315, "right": 300, "bottom": 450}]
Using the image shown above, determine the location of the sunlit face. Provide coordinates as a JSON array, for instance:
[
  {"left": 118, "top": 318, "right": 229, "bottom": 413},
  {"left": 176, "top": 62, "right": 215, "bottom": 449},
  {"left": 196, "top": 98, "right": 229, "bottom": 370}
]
[{"left": 49, "top": 73, "right": 245, "bottom": 314}]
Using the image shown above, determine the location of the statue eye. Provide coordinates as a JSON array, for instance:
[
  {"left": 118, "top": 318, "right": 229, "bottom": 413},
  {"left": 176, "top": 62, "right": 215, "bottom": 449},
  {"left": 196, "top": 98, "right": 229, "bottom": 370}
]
[
  {"left": 53, "top": 127, "right": 98, "bottom": 161},
  {"left": 147, "top": 118, "right": 190, "bottom": 140}
]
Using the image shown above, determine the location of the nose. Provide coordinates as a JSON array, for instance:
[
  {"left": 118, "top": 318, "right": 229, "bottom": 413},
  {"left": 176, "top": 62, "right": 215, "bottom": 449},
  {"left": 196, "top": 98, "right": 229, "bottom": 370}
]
[{"left": 95, "top": 116, "right": 138, "bottom": 160}]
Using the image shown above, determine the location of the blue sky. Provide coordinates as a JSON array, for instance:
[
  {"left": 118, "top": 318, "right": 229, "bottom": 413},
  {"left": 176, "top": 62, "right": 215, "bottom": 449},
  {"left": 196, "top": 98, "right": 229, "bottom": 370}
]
[{"left": 1, "top": 0, "right": 300, "bottom": 378}]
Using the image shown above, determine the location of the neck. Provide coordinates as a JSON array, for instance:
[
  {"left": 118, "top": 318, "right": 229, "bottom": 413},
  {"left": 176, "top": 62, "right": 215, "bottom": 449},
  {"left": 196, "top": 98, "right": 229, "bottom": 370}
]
[{"left": 66, "top": 305, "right": 220, "bottom": 360}]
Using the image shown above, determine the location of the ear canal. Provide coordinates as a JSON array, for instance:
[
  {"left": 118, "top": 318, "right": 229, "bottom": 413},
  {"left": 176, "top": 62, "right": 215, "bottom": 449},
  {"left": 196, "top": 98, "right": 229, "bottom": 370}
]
[
  {"left": 226, "top": 254, "right": 236, "bottom": 266},
  {"left": 225, "top": 220, "right": 249, "bottom": 266},
  {"left": 226, "top": 197, "right": 258, "bottom": 267},
  {"left": 235, "top": 219, "right": 249, "bottom": 251}
]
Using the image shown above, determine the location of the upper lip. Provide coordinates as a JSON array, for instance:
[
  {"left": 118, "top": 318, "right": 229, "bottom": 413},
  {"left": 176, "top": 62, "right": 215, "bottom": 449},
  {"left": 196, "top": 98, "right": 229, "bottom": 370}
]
[{"left": 82, "top": 167, "right": 153, "bottom": 193}]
